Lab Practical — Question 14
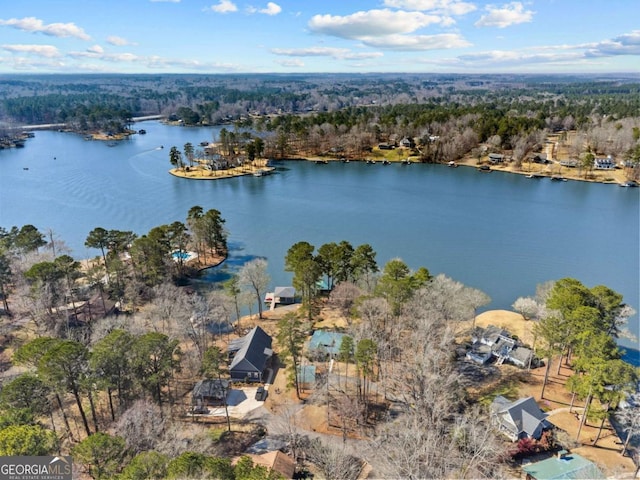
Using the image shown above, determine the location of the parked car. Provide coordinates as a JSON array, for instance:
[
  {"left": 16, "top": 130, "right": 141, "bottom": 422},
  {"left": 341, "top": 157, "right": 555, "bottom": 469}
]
[{"left": 255, "top": 386, "right": 267, "bottom": 401}]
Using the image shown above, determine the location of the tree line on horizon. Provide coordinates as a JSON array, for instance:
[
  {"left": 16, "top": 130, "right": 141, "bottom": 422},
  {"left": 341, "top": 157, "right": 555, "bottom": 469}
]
[{"left": 2, "top": 74, "right": 639, "bottom": 180}]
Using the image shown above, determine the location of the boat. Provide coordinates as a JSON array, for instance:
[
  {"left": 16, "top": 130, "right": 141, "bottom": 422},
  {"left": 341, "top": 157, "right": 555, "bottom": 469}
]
[
  {"left": 253, "top": 170, "right": 264, "bottom": 177},
  {"left": 550, "top": 176, "right": 567, "bottom": 182},
  {"left": 478, "top": 165, "right": 491, "bottom": 172},
  {"left": 23, "top": 167, "right": 29, "bottom": 170},
  {"left": 315, "top": 159, "right": 328, "bottom": 164},
  {"left": 620, "top": 181, "right": 638, "bottom": 187},
  {"left": 138, "top": 129, "right": 146, "bottom": 135},
  {"left": 447, "top": 161, "right": 458, "bottom": 168},
  {"left": 401, "top": 159, "right": 412, "bottom": 165},
  {"left": 382, "top": 160, "right": 391, "bottom": 165}
]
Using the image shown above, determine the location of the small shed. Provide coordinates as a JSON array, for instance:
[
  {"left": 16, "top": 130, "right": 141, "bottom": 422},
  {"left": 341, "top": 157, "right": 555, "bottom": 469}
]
[
  {"left": 488, "top": 153, "right": 505, "bottom": 163},
  {"left": 296, "top": 365, "right": 317, "bottom": 389}
]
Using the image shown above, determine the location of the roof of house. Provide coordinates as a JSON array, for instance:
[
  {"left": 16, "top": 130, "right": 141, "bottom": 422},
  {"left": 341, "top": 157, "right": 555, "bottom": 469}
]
[
  {"left": 274, "top": 286, "right": 295, "bottom": 298},
  {"left": 510, "top": 346, "right": 533, "bottom": 365},
  {"left": 492, "top": 396, "right": 549, "bottom": 437},
  {"left": 192, "top": 379, "right": 229, "bottom": 401},
  {"left": 479, "top": 325, "right": 511, "bottom": 345},
  {"left": 309, "top": 330, "right": 348, "bottom": 356},
  {"left": 522, "top": 452, "right": 605, "bottom": 480},
  {"left": 229, "top": 326, "right": 272, "bottom": 374},
  {"left": 247, "top": 451, "right": 296, "bottom": 479}
]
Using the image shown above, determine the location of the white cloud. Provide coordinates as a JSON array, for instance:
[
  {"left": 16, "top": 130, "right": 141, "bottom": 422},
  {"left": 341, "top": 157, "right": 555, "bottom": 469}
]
[
  {"left": 475, "top": 2, "right": 534, "bottom": 28},
  {"left": 0, "top": 17, "right": 91, "bottom": 40},
  {"left": 261, "top": 2, "right": 282, "bottom": 15},
  {"left": 247, "top": 2, "right": 281, "bottom": 15},
  {"left": 87, "top": 45, "right": 104, "bottom": 54},
  {"left": 360, "top": 33, "right": 471, "bottom": 50},
  {"left": 107, "top": 36, "right": 136, "bottom": 46},
  {"left": 149, "top": 0, "right": 180, "bottom": 2},
  {"left": 586, "top": 30, "right": 640, "bottom": 57},
  {"left": 210, "top": 0, "right": 237, "bottom": 13},
  {"left": 383, "top": 0, "right": 477, "bottom": 16},
  {"left": 308, "top": 9, "right": 446, "bottom": 39},
  {"left": 1, "top": 44, "right": 61, "bottom": 58},
  {"left": 271, "top": 46, "right": 383, "bottom": 60}
]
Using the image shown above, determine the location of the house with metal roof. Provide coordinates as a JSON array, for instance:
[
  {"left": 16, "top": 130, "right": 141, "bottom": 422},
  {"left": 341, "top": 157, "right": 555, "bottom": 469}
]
[
  {"left": 522, "top": 450, "right": 605, "bottom": 479},
  {"left": 228, "top": 326, "right": 273, "bottom": 382},
  {"left": 308, "top": 330, "right": 348, "bottom": 357},
  {"left": 491, "top": 396, "right": 552, "bottom": 441}
]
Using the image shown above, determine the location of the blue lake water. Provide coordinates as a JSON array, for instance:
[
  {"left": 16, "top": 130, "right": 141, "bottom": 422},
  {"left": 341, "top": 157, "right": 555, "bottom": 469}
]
[{"left": 1, "top": 121, "right": 638, "bottom": 363}]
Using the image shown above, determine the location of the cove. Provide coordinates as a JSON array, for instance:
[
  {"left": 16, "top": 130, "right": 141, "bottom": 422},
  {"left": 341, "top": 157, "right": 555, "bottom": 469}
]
[{"left": 1, "top": 121, "right": 638, "bottom": 360}]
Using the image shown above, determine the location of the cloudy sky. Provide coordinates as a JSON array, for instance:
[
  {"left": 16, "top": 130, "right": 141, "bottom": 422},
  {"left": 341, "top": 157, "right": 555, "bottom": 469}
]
[{"left": 0, "top": 0, "right": 638, "bottom": 74}]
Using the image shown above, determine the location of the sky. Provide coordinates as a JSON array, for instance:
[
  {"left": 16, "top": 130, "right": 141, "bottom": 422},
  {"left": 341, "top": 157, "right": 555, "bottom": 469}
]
[{"left": 0, "top": 0, "right": 638, "bottom": 75}]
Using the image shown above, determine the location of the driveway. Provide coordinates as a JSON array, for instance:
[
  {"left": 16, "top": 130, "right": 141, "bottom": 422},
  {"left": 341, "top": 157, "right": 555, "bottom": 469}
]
[{"left": 201, "top": 386, "right": 267, "bottom": 418}]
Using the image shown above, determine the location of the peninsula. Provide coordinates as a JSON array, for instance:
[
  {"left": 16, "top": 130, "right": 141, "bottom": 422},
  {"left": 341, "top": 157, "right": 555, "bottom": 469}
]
[{"left": 169, "top": 158, "right": 275, "bottom": 180}]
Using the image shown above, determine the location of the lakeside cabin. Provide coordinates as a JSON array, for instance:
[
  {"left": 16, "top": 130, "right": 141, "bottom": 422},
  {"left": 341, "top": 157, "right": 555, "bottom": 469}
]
[
  {"left": 264, "top": 286, "right": 296, "bottom": 307},
  {"left": 488, "top": 153, "right": 505, "bottom": 164},
  {"left": 467, "top": 325, "right": 534, "bottom": 368},
  {"left": 594, "top": 156, "right": 616, "bottom": 170}
]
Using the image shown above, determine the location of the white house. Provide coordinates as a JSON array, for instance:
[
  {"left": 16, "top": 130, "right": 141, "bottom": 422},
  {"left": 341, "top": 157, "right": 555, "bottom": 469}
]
[{"left": 594, "top": 156, "right": 616, "bottom": 170}]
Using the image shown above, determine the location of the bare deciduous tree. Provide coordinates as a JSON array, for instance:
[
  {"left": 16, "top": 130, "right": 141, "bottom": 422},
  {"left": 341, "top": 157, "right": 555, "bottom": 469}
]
[
  {"left": 114, "top": 399, "right": 166, "bottom": 454},
  {"left": 238, "top": 258, "right": 270, "bottom": 319},
  {"left": 306, "top": 438, "right": 364, "bottom": 480}
]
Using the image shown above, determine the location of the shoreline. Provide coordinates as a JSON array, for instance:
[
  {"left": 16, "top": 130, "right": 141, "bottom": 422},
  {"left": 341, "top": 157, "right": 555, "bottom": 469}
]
[
  {"left": 185, "top": 251, "right": 226, "bottom": 272},
  {"left": 170, "top": 152, "right": 634, "bottom": 187}
]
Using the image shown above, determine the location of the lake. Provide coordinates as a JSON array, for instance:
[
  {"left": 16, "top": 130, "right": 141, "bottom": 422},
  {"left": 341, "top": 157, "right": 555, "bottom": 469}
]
[{"left": 1, "top": 121, "right": 638, "bottom": 362}]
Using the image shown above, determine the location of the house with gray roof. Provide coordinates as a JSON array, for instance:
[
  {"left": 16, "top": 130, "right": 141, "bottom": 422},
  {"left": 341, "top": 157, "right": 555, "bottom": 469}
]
[
  {"left": 228, "top": 326, "right": 273, "bottom": 383},
  {"left": 491, "top": 396, "right": 552, "bottom": 441},
  {"left": 264, "top": 286, "right": 296, "bottom": 306},
  {"left": 191, "top": 379, "right": 230, "bottom": 407},
  {"left": 468, "top": 325, "right": 534, "bottom": 368}
]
